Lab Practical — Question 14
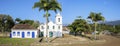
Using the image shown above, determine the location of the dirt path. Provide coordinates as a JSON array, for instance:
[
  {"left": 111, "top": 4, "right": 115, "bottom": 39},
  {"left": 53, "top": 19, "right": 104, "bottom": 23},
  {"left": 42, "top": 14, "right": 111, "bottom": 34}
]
[
  {"left": 31, "top": 35, "right": 120, "bottom": 46},
  {"left": 57, "top": 35, "right": 120, "bottom": 46},
  {"left": 96, "top": 35, "right": 120, "bottom": 46}
]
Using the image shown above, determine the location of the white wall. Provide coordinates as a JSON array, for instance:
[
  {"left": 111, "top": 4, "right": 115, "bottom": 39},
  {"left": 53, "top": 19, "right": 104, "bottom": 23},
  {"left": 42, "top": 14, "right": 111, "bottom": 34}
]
[
  {"left": 11, "top": 29, "right": 38, "bottom": 38},
  {"left": 55, "top": 13, "right": 62, "bottom": 24},
  {"left": 39, "top": 23, "right": 62, "bottom": 37},
  {"left": 38, "top": 13, "right": 63, "bottom": 37}
]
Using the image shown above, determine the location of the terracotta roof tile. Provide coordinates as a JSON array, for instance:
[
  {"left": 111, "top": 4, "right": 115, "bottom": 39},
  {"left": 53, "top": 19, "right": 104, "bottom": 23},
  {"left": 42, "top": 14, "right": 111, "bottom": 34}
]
[{"left": 12, "top": 24, "right": 36, "bottom": 29}]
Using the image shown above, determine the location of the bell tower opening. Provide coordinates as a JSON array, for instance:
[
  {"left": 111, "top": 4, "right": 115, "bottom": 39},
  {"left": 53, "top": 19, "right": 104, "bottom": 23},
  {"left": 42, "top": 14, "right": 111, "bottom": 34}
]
[
  {"left": 55, "top": 13, "right": 62, "bottom": 24},
  {"left": 58, "top": 18, "right": 60, "bottom": 22}
]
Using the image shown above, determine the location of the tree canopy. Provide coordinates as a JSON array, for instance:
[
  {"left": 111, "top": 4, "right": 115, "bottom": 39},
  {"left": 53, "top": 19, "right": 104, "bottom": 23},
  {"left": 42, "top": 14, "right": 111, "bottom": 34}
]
[
  {"left": 88, "top": 12, "right": 105, "bottom": 22},
  {"left": 33, "top": 0, "right": 62, "bottom": 13},
  {"left": 15, "top": 18, "right": 40, "bottom": 28},
  {"left": 68, "top": 16, "right": 90, "bottom": 36},
  {"left": 0, "top": 14, "right": 14, "bottom": 32}
]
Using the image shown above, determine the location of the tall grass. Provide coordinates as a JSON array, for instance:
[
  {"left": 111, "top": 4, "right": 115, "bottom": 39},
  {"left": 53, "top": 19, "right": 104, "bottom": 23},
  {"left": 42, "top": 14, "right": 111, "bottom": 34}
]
[{"left": 0, "top": 37, "right": 35, "bottom": 46}]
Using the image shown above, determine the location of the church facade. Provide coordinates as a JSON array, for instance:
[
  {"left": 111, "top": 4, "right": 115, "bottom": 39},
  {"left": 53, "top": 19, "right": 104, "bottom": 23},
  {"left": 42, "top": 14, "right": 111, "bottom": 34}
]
[{"left": 38, "top": 13, "right": 62, "bottom": 37}]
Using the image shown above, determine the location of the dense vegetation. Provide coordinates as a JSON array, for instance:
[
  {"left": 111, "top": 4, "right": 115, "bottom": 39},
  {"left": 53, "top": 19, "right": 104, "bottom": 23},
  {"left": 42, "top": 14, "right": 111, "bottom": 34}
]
[
  {"left": 68, "top": 12, "right": 120, "bottom": 37},
  {"left": 68, "top": 16, "right": 90, "bottom": 36},
  {"left": 0, "top": 14, "right": 40, "bottom": 33},
  {"left": 15, "top": 18, "right": 40, "bottom": 28},
  {"left": 0, "top": 14, "right": 14, "bottom": 32}
]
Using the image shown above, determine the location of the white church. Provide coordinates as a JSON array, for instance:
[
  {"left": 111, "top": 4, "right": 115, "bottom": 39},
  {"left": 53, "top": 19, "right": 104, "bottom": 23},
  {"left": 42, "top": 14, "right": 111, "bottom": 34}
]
[{"left": 38, "top": 13, "right": 62, "bottom": 37}]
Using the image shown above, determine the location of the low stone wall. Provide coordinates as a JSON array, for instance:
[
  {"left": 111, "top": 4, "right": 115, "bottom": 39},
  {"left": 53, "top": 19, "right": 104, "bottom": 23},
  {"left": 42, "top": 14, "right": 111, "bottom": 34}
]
[{"left": 0, "top": 32, "right": 10, "bottom": 36}]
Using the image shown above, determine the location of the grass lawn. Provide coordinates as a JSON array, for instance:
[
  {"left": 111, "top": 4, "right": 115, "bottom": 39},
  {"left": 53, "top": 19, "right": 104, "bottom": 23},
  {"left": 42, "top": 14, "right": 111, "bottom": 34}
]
[{"left": 0, "top": 36, "right": 36, "bottom": 46}]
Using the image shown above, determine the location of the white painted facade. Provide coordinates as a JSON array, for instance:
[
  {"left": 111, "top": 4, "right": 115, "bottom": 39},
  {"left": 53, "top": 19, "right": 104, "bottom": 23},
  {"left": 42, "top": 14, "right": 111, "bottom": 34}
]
[
  {"left": 11, "top": 29, "right": 38, "bottom": 38},
  {"left": 38, "top": 13, "right": 62, "bottom": 37}
]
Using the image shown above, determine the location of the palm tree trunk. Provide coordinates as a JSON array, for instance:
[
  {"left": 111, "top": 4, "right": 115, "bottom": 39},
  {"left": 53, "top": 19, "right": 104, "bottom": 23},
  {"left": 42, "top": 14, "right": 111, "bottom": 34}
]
[
  {"left": 94, "top": 22, "right": 97, "bottom": 40},
  {"left": 45, "top": 11, "right": 49, "bottom": 42},
  {"left": 74, "top": 32, "right": 77, "bottom": 36}
]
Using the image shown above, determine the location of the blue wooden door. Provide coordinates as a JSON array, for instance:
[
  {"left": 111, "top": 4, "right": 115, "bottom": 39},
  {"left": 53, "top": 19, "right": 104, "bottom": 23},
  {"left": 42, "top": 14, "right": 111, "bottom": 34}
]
[
  {"left": 22, "top": 32, "right": 25, "bottom": 38},
  {"left": 10, "top": 33, "right": 12, "bottom": 38},
  {"left": 32, "top": 32, "right": 35, "bottom": 38}
]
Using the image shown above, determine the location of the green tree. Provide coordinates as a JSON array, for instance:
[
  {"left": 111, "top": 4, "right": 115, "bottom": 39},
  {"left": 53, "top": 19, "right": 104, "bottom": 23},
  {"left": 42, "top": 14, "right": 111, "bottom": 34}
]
[
  {"left": 68, "top": 16, "right": 90, "bottom": 36},
  {"left": 15, "top": 18, "right": 21, "bottom": 24},
  {"left": 33, "top": 0, "right": 62, "bottom": 42},
  {"left": 19, "top": 20, "right": 33, "bottom": 24},
  {"left": 87, "top": 12, "right": 105, "bottom": 39},
  {"left": 117, "top": 25, "right": 120, "bottom": 33},
  {"left": 18, "top": 19, "right": 39, "bottom": 28},
  {"left": 32, "top": 21, "right": 40, "bottom": 28},
  {"left": 0, "top": 14, "right": 14, "bottom": 36}
]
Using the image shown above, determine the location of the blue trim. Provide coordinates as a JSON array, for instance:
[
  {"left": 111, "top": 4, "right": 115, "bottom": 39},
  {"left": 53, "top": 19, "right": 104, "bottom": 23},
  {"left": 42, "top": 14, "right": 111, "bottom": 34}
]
[
  {"left": 10, "top": 33, "right": 12, "bottom": 38},
  {"left": 32, "top": 32, "right": 35, "bottom": 38},
  {"left": 13, "top": 32, "right": 16, "bottom": 36},
  {"left": 27, "top": 32, "right": 30, "bottom": 36},
  {"left": 22, "top": 32, "right": 25, "bottom": 38}
]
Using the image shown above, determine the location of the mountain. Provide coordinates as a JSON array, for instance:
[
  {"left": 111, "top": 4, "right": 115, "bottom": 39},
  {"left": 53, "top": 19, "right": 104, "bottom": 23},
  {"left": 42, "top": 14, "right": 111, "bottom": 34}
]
[{"left": 103, "top": 20, "right": 120, "bottom": 25}]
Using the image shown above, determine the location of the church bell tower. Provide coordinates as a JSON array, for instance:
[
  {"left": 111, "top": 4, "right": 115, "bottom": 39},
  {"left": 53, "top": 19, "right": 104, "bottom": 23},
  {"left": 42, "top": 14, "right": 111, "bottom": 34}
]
[{"left": 55, "top": 13, "right": 62, "bottom": 25}]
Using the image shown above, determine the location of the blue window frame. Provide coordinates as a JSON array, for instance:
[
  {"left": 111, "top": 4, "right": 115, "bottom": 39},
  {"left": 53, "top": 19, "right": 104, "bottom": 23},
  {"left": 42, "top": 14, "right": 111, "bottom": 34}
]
[
  {"left": 13, "top": 32, "right": 16, "bottom": 36},
  {"left": 17, "top": 32, "right": 20, "bottom": 36},
  {"left": 27, "top": 32, "right": 30, "bottom": 36}
]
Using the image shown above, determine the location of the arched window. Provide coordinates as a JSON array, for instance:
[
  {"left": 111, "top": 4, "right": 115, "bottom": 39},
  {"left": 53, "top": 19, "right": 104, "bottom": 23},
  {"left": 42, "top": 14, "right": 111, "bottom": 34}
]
[
  {"left": 27, "top": 32, "right": 30, "bottom": 36},
  {"left": 17, "top": 32, "right": 20, "bottom": 36},
  {"left": 58, "top": 18, "right": 60, "bottom": 22},
  {"left": 53, "top": 26, "right": 55, "bottom": 29},
  {"left": 13, "top": 32, "right": 16, "bottom": 36},
  {"left": 41, "top": 26, "right": 44, "bottom": 29}
]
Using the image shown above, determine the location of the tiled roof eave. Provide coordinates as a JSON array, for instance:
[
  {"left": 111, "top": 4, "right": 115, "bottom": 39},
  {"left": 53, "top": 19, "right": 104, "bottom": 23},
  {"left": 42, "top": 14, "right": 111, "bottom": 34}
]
[{"left": 11, "top": 29, "right": 38, "bottom": 30}]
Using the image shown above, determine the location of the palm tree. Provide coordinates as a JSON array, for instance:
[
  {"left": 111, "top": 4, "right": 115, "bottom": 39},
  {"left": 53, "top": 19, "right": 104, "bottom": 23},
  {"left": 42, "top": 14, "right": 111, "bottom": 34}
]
[
  {"left": 33, "top": 0, "right": 62, "bottom": 42},
  {"left": 88, "top": 12, "right": 105, "bottom": 39}
]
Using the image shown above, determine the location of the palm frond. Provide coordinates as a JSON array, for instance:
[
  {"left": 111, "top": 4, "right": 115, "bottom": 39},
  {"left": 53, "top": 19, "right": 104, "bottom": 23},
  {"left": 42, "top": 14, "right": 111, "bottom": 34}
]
[
  {"left": 32, "top": 2, "right": 41, "bottom": 9},
  {"left": 49, "top": 0, "right": 62, "bottom": 13}
]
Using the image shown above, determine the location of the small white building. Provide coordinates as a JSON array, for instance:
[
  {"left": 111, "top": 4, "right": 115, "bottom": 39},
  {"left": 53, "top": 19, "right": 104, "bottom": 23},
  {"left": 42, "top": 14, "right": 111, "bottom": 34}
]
[
  {"left": 11, "top": 24, "right": 38, "bottom": 38},
  {"left": 62, "top": 26, "right": 70, "bottom": 34},
  {"left": 38, "top": 13, "right": 62, "bottom": 37}
]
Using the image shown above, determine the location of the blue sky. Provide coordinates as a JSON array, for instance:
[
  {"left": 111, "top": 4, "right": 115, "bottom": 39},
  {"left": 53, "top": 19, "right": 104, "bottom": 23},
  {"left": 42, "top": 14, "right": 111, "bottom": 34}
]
[{"left": 0, "top": 0, "right": 120, "bottom": 24}]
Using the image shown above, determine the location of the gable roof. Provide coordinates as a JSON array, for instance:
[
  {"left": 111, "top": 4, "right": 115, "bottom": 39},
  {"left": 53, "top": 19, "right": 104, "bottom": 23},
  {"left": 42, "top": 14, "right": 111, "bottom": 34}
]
[
  {"left": 40, "top": 21, "right": 55, "bottom": 25},
  {"left": 12, "top": 24, "right": 36, "bottom": 29}
]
